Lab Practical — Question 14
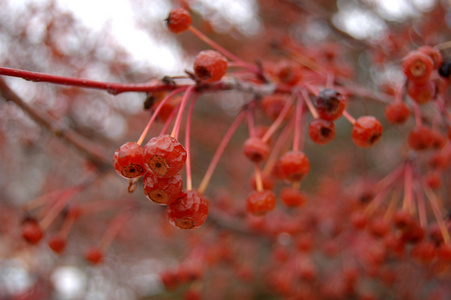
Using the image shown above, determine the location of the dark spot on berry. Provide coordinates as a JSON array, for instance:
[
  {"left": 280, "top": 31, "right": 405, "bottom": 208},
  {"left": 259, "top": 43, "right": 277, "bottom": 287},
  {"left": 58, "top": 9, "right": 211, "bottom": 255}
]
[
  {"left": 149, "top": 155, "right": 169, "bottom": 176},
  {"left": 148, "top": 189, "right": 169, "bottom": 204},
  {"left": 194, "top": 66, "right": 211, "bottom": 80},
  {"left": 320, "top": 127, "right": 332, "bottom": 137},
  {"left": 121, "top": 164, "right": 144, "bottom": 178},
  {"left": 369, "top": 133, "right": 381, "bottom": 144}
]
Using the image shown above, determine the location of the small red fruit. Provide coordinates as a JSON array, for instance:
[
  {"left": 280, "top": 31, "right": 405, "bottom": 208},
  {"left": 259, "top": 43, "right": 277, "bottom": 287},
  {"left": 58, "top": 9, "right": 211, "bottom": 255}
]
[
  {"left": 314, "top": 89, "right": 346, "bottom": 121},
  {"left": 113, "top": 142, "right": 146, "bottom": 179},
  {"left": 279, "top": 187, "right": 307, "bottom": 207},
  {"left": 261, "top": 94, "right": 291, "bottom": 121},
  {"left": 384, "top": 102, "right": 410, "bottom": 124},
  {"left": 402, "top": 51, "right": 434, "bottom": 83},
  {"left": 193, "top": 50, "right": 228, "bottom": 82},
  {"left": 166, "top": 8, "right": 192, "bottom": 34},
  {"left": 143, "top": 172, "right": 183, "bottom": 205},
  {"left": 308, "top": 119, "right": 336, "bottom": 145},
  {"left": 143, "top": 135, "right": 187, "bottom": 178},
  {"left": 407, "top": 80, "right": 435, "bottom": 104},
  {"left": 351, "top": 116, "right": 382, "bottom": 148},
  {"left": 167, "top": 190, "right": 209, "bottom": 229},
  {"left": 85, "top": 246, "right": 104, "bottom": 265},
  {"left": 408, "top": 127, "right": 434, "bottom": 151},
  {"left": 48, "top": 235, "right": 66, "bottom": 254},
  {"left": 418, "top": 45, "right": 442, "bottom": 69},
  {"left": 243, "top": 137, "right": 270, "bottom": 163},
  {"left": 22, "top": 219, "right": 44, "bottom": 245},
  {"left": 246, "top": 190, "right": 276, "bottom": 215},
  {"left": 277, "top": 150, "right": 310, "bottom": 182}
]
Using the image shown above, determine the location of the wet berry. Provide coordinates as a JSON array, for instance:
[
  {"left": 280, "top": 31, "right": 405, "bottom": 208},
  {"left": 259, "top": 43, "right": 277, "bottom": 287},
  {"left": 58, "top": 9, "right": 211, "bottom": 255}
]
[
  {"left": 314, "top": 89, "right": 346, "bottom": 121},
  {"left": 143, "top": 135, "right": 187, "bottom": 178},
  {"left": 166, "top": 8, "right": 192, "bottom": 34},
  {"left": 277, "top": 150, "right": 310, "bottom": 182},
  {"left": 113, "top": 142, "right": 146, "bottom": 179},
  {"left": 193, "top": 50, "right": 228, "bottom": 82},
  {"left": 308, "top": 119, "right": 336, "bottom": 145},
  {"left": 143, "top": 172, "right": 183, "bottom": 205},
  {"left": 384, "top": 102, "right": 410, "bottom": 124},
  {"left": 402, "top": 51, "right": 434, "bottom": 83},
  {"left": 243, "top": 137, "right": 270, "bottom": 163},
  {"left": 167, "top": 190, "right": 209, "bottom": 229},
  {"left": 351, "top": 116, "right": 382, "bottom": 148},
  {"left": 246, "top": 190, "right": 276, "bottom": 215}
]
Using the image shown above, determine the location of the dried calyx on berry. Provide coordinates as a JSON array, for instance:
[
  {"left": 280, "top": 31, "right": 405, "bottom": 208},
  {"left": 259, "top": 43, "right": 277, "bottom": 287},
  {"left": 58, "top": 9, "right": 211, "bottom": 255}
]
[
  {"left": 113, "top": 142, "right": 146, "bottom": 179},
  {"left": 143, "top": 172, "right": 183, "bottom": 205},
  {"left": 167, "top": 190, "right": 209, "bottom": 229}
]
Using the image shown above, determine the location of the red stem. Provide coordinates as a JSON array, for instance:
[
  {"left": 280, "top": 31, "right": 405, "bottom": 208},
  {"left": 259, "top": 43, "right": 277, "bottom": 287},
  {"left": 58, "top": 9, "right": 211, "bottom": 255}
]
[
  {"left": 171, "top": 85, "right": 195, "bottom": 139},
  {"left": 185, "top": 93, "right": 199, "bottom": 191}
]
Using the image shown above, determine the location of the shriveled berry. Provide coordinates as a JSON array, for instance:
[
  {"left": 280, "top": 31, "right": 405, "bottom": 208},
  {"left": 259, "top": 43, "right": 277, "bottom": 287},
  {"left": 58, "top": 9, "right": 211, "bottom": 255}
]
[
  {"left": 246, "top": 190, "right": 276, "bottom": 215},
  {"left": 402, "top": 51, "right": 434, "bottom": 83},
  {"left": 384, "top": 102, "right": 410, "bottom": 124},
  {"left": 279, "top": 187, "right": 307, "bottom": 207},
  {"left": 143, "top": 172, "right": 183, "bottom": 205},
  {"left": 243, "top": 137, "right": 270, "bottom": 163},
  {"left": 166, "top": 8, "right": 192, "bottom": 34},
  {"left": 113, "top": 142, "right": 145, "bottom": 179},
  {"left": 143, "top": 135, "right": 187, "bottom": 178},
  {"left": 351, "top": 116, "right": 382, "bottom": 148},
  {"left": 314, "top": 89, "right": 346, "bottom": 121},
  {"left": 48, "top": 235, "right": 66, "bottom": 254},
  {"left": 407, "top": 80, "right": 435, "bottom": 104},
  {"left": 277, "top": 150, "right": 310, "bottom": 182},
  {"left": 167, "top": 190, "right": 209, "bottom": 229},
  {"left": 85, "top": 247, "right": 103, "bottom": 265},
  {"left": 22, "top": 219, "right": 44, "bottom": 245},
  {"left": 408, "top": 127, "right": 434, "bottom": 150},
  {"left": 308, "top": 119, "right": 336, "bottom": 145},
  {"left": 193, "top": 50, "right": 228, "bottom": 82}
]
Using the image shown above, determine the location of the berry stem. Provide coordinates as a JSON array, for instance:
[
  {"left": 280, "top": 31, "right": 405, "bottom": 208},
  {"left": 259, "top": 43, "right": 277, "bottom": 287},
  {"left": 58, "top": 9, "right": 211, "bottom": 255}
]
[
  {"left": 415, "top": 185, "right": 428, "bottom": 228},
  {"left": 198, "top": 110, "right": 246, "bottom": 194},
  {"left": 185, "top": 93, "right": 199, "bottom": 191},
  {"left": 423, "top": 185, "right": 451, "bottom": 244},
  {"left": 342, "top": 110, "right": 356, "bottom": 125},
  {"left": 160, "top": 102, "right": 181, "bottom": 135},
  {"left": 254, "top": 164, "right": 264, "bottom": 192},
  {"left": 137, "top": 88, "right": 186, "bottom": 146},
  {"left": 292, "top": 96, "right": 304, "bottom": 152},
  {"left": 412, "top": 102, "right": 423, "bottom": 128},
  {"left": 262, "top": 92, "right": 296, "bottom": 143},
  {"left": 401, "top": 162, "right": 414, "bottom": 213},
  {"left": 326, "top": 72, "right": 334, "bottom": 89},
  {"left": 58, "top": 213, "right": 76, "bottom": 239},
  {"left": 247, "top": 104, "right": 256, "bottom": 138},
  {"left": 301, "top": 89, "right": 319, "bottom": 119},
  {"left": 171, "top": 85, "right": 195, "bottom": 140},
  {"left": 98, "top": 211, "right": 132, "bottom": 252}
]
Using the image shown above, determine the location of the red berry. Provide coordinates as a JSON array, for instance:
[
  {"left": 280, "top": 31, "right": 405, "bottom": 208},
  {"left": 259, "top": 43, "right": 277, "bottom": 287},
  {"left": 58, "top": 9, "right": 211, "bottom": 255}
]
[
  {"left": 308, "top": 118, "right": 336, "bottom": 145},
  {"left": 350, "top": 211, "right": 368, "bottom": 229},
  {"left": 85, "top": 247, "right": 104, "bottom": 265},
  {"left": 407, "top": 80, "right": 435, "bottom": 104},
  {"left": 314, "top": 89, "right": 346, "bottom": 121},
  {"left": 261, "top": 94, "right": 291, "bottom": 121},
  {"left": 424, "top": 171, "right": 442, "bottom": 189},
  {"left": 437, "top": 244, "right": 451, "bottom": 262},
  {"left": 246, "top": 190, "right": 276, "bottom": 215},
  {"left": 249, "top": 172, "right": 275, "bottom": 190},
  {"left": 193, "top": 50, "right": 228, "bottom": 82},
  {"left": 384, "top": 102, "right": 410, "bottom": 124},
  {"left": 408, "top": 127, "right": 434, "bottom": 150},
  {"left": 112, "top": 142, "right": 145, "bottom": 179},
  {"left": 243, "top": 137, "right": 270, "bottom": 163},
  {"left": 277, "top": 150, "right": 310, "bottom": 182},
  {"left": 279, "top": 187, "right": 307, "bottom": 207},
  {"left": 22, "top": 219, "right": 44, "bottom": 245},
  {"left": 48, "top": 235, "right": 66, "bottom": 254},
  {"left": 392, "top": 210, "right": 414, "bottom": 229},
  {"left": 418, "top": 45, "right": 442, "bottom": 69},
  {"left": 369, "top": 217, "right": 390, "bottom": 238},
  {"left": 143, "top": 134, "right": 187, "bottom": 178},
  {"left": 351, "top": 116, "right": 382, "bottom": 148},
  {"left": 167, "top": 190, "right": 209, "bottom": 229},
  {"left": 402, "top": 51, "right": 434, "bottom": 83},
  {"left": 273, "top": 60, "right": 303, "bottom": 86},
  {"left": 143, "top": 172, "right": 183, "bottom": 205},
  {"left": 411, "top": 242, "right": 436, "bottom": 263},
  {"left": 166, "top": 8, "right": 192, "bottom": 34}
]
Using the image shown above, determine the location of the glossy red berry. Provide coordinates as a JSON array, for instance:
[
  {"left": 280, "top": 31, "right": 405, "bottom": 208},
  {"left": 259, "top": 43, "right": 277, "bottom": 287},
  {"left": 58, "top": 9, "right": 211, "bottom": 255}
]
[
  {"left": 384, "top": 102, "right": 410, "bottom": 124},
  {"left": 193, "top": 50, "right": 228, "bottom": 82},
  {"left": 166, "top": 8, "right": 192, "bottom": 34},
  {"left": 22, "top": 219, "right": 44, "bottom": 245},
  {"left": 279, "top": 187, "right": 307, "bottom": 207},
  {"left": 278, "top": 150, "right": 310, "bottom": 182},
  {"left": 408, "top": 127, "right": 434, "bottom": 150},
  {"left": 167, "top": 190, "right": 209, "bottom": 229},
  {"left": 48, "top": 235, "right": 66, "bottom": 254},
  {"left": 113, "top": 142, "right": 145, "bottom": 179},
  {"left": 351, "top": 116, "right": 382, "bottom": 148},
  {"left": 314, "top": 89, "right": 346, "bottom": 121},
  {"left": 243, "top": 137, "right": 270, "bottom": 163},
  {"left": 308, "top": 119, "right": 336, "bottom": 145},
  {"left": 143, "top": 135, "right": 187, "bottom": 178},
  {"left": 143, "top": 172, "right": 183, "bottom": 205},
  {"left": 402, "top": 51, "right": 434, "bottom": 83},
  {"left": 85, "top": 247, "right": 104, "bottom": 265},
  {"left": 246, "top": 190, "right": 276, "bottom": 215}
]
